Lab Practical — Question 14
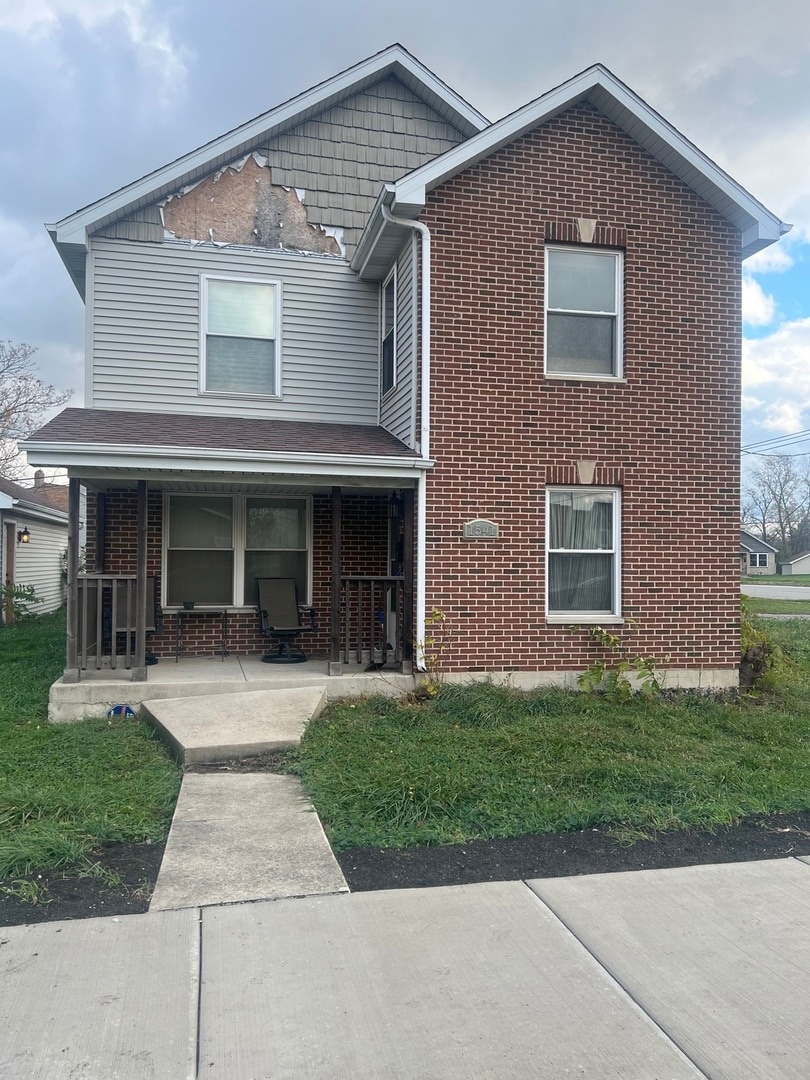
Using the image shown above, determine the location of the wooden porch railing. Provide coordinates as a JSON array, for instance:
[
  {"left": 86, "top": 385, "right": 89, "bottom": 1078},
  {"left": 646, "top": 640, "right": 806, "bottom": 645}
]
[
  {"left": 340, "top": 576, "right": 411, "bottom": 668},
  {"left": 76, "top": 575, "right": 152, "bottom": 671}
]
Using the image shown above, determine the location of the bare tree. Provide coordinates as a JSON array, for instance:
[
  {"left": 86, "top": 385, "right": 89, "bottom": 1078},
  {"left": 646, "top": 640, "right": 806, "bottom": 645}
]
[
  {"left": 742, "top": 455, "right": 810, "bottom": 558},
  {"left": 0, "top": 341, "right": 71, "bottom": 478}
]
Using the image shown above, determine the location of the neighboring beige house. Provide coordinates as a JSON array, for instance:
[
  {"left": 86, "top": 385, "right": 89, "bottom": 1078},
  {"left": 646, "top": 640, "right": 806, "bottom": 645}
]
[
  {"left": 1, "top": 476, "right": 69, "bottom": 622},
  {"left": 779, "top": 551, "right": 810, "bottom": 575},
  {"left": 740, "top": 530, "right": 777, "bottom": 576}
]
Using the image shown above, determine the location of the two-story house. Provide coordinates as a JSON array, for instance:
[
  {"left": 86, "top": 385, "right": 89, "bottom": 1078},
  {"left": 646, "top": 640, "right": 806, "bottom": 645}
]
[{"left": 24, "top": 44, "right": 788, "bottom": 698}]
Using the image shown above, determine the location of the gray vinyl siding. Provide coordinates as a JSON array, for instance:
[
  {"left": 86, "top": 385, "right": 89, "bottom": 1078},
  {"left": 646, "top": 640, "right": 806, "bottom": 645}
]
[
  {"left": 12, "top": 518, "right": 67, "bottom": 614},
  {"left": 265, "top": 77, "right": 466, "bottom": 255},
  {"left": 102, "top": 78, "right": 467, "bottom": 260},
  {"left": 97, "top": 204, "right": 163, "bottom": 243},
  {"left": 89, "top": 236, "right": 380, "bottom": 423},
  {"left": 381, "top": 237, "right": 417, "bottom": 447}
]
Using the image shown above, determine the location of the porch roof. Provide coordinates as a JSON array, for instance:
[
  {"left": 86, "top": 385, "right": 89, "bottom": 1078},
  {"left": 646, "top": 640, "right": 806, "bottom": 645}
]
[{"left": 22, "top": 408, "right": 431, "bottom": 482}]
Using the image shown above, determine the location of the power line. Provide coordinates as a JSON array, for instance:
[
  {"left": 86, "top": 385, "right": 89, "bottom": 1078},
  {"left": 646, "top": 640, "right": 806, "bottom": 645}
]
[{"left": 742, "top": 428, "right": 810, "bottom": 452}]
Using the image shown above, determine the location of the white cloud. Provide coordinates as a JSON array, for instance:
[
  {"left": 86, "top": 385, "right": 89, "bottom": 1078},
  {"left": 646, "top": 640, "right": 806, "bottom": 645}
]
[
  {"left": 0, "top": 1, "right": 187, "bottom": 103},
  {"left": 742, "top": 277, "right": 776, "bottom": 327},
  {"left": 760, "top": 400, "right": 805, "bottom": 434},
  {"left": 743, "top": 319, "right": 810, "bottom": 412},
  {"left": 744, "top": 244, "right": 795, "bottom": 274}
]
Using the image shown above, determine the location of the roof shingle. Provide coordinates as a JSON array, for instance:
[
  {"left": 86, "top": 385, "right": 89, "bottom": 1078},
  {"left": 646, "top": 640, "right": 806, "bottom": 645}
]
[{"left": 27, "top": 408, "right": 418, "bottom": 459}]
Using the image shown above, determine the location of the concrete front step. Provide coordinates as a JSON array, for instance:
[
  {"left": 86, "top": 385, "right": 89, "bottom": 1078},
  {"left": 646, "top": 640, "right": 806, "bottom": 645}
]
[{"left": 142, "top": 686, "right": 326, "bottom": 764}]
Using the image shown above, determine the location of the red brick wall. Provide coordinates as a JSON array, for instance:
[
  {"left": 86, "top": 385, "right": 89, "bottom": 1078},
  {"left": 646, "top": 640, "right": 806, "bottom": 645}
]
[
  {"left": 85, "top": 489, "right": 389, "bottom": 658},
  {"left": 419, "top": 103, "right": 741, "bottom": 674}
]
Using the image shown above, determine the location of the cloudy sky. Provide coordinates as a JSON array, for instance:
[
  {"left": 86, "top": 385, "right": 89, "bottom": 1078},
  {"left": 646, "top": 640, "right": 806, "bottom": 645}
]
[{"left": 1, "top": 0, "right": 808, "bottom": 470}]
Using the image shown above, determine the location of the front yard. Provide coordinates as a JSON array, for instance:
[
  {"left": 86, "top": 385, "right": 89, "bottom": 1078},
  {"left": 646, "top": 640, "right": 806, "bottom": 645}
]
[
  {"left": 0, "top": 610, "right": 180, "bottom": 888},
  {"left": 1, "top": 609, "right": 809, "bottom": 915},
  {"left": 297, "top": 620, "right": 810, "bottom": 850}
]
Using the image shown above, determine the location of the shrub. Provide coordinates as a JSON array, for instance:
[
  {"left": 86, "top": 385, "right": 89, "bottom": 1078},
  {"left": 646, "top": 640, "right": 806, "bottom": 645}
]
[{"left": 740, "top": 598, "right": 792, "bottom": 691}]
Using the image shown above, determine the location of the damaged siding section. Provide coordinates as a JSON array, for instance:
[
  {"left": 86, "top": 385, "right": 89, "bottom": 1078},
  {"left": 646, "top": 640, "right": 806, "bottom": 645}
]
[
  {"left": 103, "top": 76, "right": 468, "bottom": 260},
  {"left": 162, "top": 155, "right": 342, "bottom": 256}
]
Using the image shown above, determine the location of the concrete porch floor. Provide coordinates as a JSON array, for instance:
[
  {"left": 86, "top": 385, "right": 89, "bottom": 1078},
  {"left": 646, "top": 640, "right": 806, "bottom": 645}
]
[{"left": 49, "top": 654, "right": 417, "bottom": 721}]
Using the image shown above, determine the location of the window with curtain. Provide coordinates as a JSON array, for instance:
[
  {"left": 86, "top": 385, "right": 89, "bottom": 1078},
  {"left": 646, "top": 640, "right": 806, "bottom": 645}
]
[
  {"left": 545, "top": 247, "right": 622, "bottom": 376},
  {"left": 381, "top": 269, "right": 396, "bottom": 397},
  {"left": 547, "top": 489, "right": 620, "bottom": 616},
  {"left": 202, "top": 276, "right": 279, "bottom": 396},
  {"left": 164, "top": 494, "right": 311, "bottom": 607}
]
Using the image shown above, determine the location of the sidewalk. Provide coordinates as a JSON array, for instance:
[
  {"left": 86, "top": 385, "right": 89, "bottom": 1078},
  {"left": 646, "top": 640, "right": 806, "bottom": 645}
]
[{"left": 2, "top": 857, "right": 808, "bottom": 1079}]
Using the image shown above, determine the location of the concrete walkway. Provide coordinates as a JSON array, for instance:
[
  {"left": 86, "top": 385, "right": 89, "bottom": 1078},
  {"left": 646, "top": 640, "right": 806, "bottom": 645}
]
[
  {"left": 2, "top": 859, "right": 808, "bottom": 1079},
  {"left": 150, "top": 773, "right": 348, "bottom": 910},
  {"left": 146, "top": 687, "right": 347, "bottom": 910}
]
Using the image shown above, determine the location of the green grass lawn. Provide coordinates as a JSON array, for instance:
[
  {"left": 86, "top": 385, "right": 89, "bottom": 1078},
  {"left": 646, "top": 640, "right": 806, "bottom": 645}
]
[
  {"left": 297, "top": 619, "right": 810, "bottom": 850},
  {"left": 744, "top": 596, "right": 810, "bottom": 615},
  {"left": 0, "top": 611, "right": 180, "bottom": 880},
  {"left": 742, "top": 574, "right": 810, "bottom": 586}
]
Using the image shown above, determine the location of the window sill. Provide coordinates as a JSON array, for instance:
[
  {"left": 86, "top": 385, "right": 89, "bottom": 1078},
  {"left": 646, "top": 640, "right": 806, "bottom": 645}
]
[
  {"left": 546, "top": 615, "right": 624, "bottom": 625},
  {"left": 544, "top": 373, "right": 626, "bottom": 384},
  {"left": 198, "top": 389, "right": 281, "bottom": 401}
]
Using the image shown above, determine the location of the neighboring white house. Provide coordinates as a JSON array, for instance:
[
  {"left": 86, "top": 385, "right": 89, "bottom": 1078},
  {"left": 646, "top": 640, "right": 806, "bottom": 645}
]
[
  {"left": 1, "top": 476, "right": 69, "bottom": 621},
  {"left": 779, "top": 551, "right": 810, "bottom": 575},
  {"left": 740, "top": 530, "right": 778, "bottom": 576}
]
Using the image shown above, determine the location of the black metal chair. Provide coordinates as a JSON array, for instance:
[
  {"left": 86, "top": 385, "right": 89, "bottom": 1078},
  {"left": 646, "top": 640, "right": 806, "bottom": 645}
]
[{"left": 257, "top": 577, "right": 316, "bottom": 663}]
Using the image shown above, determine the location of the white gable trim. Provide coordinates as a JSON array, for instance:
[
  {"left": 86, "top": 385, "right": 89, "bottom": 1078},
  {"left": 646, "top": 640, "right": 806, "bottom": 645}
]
[{"left": 381, "top": 64, "right": 788, "bottom": 261}]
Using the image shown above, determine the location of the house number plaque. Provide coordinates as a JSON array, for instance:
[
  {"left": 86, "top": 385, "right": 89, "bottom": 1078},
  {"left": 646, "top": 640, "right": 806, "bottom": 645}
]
[{"left": 463, "top": 519, "right": 499, "bottom": 539}]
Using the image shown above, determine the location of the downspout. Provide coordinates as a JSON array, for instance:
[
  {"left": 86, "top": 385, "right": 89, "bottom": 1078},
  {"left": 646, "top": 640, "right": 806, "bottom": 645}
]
[{"left": 381, "top": 203, "right": 430, "bottom": 669}]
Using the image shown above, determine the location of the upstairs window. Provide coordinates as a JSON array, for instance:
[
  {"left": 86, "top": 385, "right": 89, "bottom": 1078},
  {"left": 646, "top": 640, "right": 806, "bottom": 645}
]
[
  {"left": 545, "top": 247, "right": 622, "bottom": 377},
  {"left": 546, "top": 488, "right": 621, "bottom": 618},
  {"left": 381, "top": 269, "right": 396, "bottom": 397},
  {"left": 201, "top": 276, "right": 280, "bottom": 397}
]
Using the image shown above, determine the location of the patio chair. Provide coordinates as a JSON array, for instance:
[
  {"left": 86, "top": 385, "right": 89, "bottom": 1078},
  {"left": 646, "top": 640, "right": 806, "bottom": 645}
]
[{"left": 257, "top": 577, "right": 317, "bottom": 663}]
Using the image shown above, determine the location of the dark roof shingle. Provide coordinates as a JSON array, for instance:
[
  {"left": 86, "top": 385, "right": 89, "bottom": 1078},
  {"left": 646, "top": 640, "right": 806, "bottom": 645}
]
[{"left": 27, "top": 408, "right": 418, "bottom": 459}]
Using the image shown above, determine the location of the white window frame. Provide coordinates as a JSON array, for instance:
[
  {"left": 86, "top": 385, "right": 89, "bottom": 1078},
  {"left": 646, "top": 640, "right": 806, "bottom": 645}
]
[
  {"left": 162, "top": 493, "right": 312, "bottom": 609},
  {"left": 199, "top": 273, "right": 282, "bottom": 399},
  {"left": 380, "top": 266, "right": 397, "bottom": 399},
  {"left": 544, "top": 246, "right": 623, "bottom": 380},
  {"left": 749, "top": 552, "right": 768, "bottom": 568},
  {"left": 545, "top": 487, "right": 622, "bottom": 622}
]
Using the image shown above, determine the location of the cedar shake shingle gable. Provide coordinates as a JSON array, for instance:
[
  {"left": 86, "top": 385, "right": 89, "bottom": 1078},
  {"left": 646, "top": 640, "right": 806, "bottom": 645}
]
[{"left": 27, "top": 408, "right": 419, "bottom": 459}]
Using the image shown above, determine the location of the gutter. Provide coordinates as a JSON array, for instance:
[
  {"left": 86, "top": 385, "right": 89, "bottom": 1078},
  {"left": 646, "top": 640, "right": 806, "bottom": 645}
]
[
  {"left": 381, "top": 203, "right": 431, "bottom": 669},
  {"left": 20, "top": 440, "right": 432, "bottom": 475}
]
